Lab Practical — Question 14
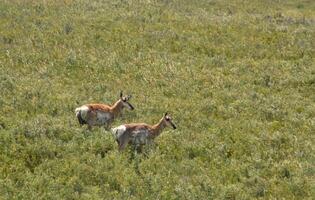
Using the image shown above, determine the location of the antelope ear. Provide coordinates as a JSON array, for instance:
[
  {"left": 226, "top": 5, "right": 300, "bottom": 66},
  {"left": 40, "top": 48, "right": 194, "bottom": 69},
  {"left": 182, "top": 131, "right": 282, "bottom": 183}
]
[
  {"left": 164, "top": 112, "right": 168, "bottom": 117},
  {"left": 120, "top": 91, "right": 123, "bottom": 98},
  {"left": 127, "top": 94, "right": 132, "bottom": 99}
]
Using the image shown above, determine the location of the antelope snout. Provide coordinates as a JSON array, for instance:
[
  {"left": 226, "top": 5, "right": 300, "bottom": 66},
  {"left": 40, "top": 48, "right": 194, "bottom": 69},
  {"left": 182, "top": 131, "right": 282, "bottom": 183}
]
[
  {"left": 127, "top": 102, "right": 135, "bottom": 110},
  {"left": 171, "top": 122, "right": 177, "bottom": 129}
]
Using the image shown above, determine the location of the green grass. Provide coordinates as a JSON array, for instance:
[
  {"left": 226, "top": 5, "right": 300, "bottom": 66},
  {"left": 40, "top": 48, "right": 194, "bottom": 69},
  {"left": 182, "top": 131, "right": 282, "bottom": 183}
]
[{"left": 0, "top": 0, "right": 314, "bottom": 199}]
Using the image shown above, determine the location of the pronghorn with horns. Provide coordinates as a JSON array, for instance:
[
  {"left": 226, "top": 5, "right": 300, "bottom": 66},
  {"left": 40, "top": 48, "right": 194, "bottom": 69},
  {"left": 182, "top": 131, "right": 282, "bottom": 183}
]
[
  {"left": 75, "top": 91, "right": 134, "bottom": 130},
  {"left": 111, "top": 113, "right": 177, "bottom": 151}
]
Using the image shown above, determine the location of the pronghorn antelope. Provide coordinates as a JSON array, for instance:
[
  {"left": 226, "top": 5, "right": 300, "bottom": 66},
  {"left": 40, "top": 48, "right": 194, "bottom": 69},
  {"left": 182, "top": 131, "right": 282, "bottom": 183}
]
[
  {"left": 75, "top": 91, "right": 134, "bottom": 130},
  {"left": 111, "top": 113, "right": 177, "bottom": 151}
]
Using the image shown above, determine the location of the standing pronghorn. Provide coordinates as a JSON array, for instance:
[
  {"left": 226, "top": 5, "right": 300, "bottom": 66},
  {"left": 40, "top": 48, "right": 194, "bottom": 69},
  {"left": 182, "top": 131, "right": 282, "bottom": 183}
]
[
  {"left": 111, "top": 113, "right": 177, "bottom": 151},
  {"left": 75, "top": 91, "right": 134, "bottom": 130}
]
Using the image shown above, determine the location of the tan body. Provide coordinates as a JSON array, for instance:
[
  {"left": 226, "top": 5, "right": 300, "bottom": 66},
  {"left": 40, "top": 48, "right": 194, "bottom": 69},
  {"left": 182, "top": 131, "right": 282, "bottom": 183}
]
[
  {"left": 75, "top": 92, "right": 134, "bottom": 130},
  {"left": 112, "top": 114, "right": 176, "bottom": 151}
]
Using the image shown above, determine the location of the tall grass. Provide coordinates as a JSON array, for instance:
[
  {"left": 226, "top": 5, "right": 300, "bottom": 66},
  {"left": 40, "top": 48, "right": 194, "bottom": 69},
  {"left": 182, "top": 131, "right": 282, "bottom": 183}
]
[{"left": 0, "top": 0, "right": 314, "bottom": 199}]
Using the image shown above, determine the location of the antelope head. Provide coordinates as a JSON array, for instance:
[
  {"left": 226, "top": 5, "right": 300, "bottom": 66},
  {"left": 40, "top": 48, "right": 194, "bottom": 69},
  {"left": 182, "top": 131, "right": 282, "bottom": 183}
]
[
  {"left": 163, "top": 112, "right": 177, "bottom": 129},
  {"left": 120, "top": 91, "right": 134, "bottom": 110}
]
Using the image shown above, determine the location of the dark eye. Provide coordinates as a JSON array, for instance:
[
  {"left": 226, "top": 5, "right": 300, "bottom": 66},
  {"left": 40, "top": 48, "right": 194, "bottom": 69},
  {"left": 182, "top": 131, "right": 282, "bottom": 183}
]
[
  {"left": 166, "top": 118, "right": 170, "bottom": 121},
  {"left": 122, "top": 98, "right": 126, "bottom": 102}
]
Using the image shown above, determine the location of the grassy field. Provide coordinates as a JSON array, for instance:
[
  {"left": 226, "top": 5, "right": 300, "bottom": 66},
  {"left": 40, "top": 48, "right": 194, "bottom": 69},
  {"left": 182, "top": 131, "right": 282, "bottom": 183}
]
[{"left": 0, "top": 0, "right": 314, "bottom": 199}]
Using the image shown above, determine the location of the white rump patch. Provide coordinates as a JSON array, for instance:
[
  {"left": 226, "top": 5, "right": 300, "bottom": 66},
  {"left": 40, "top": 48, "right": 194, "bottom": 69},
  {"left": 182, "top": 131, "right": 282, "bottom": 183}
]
[
  {"left": 111, "top": 125, "right": 126, "bottom": 139},
  {"left": 75, "top": 105, "right": 89, "bottom": 121}
]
